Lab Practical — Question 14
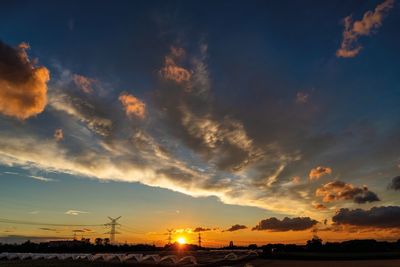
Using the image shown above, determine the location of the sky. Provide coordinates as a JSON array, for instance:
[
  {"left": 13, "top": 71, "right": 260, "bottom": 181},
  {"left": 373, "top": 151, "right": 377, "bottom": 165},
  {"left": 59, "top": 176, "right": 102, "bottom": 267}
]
[{"left": 0, "top": 0, "right": 400, "bottom": 247}]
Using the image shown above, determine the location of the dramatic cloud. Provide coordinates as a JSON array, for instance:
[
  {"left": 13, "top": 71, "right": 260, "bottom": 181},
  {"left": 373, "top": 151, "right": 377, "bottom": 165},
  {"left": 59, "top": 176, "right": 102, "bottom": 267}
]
[
  {"left": 0, "top": 41, "right": 50, "bottom": 119},
  {"left": 64, "top": 210, "right": 89, "bottom": 216},
  {"left": 54, "top": 128, "right": 64, "bottom": 142},
  {"left": 388, "top": 176, "right": 400, "bottom": 190},
  {"left": 193, "top": 227, "right": 211, "bottom": 232},
  {"left": 309, "top": 166, "right": 332, "bottom": 181},
  {"left": 332, "top": 206, "right": 400, "bottom": 228},
  {"left": 224, "top": 224, "right": 247, "bottom": 232},
  {"left": 252, "top": 217, "right": 318, "bottom": 231},
  {"left": 118, "top": 92, "right": 146, "bottom": 119},
  {"left": 0, "top": 43, "right": 352, "bottom": 218},
  {"left": 316, "top": 181, "right": 380, "bottom": 204},
  {"left": 72, "top": 74, "right": 95, "bottom": 94},
  {"left": 336, "top": 0, "right": 395, "bottom": 58}
]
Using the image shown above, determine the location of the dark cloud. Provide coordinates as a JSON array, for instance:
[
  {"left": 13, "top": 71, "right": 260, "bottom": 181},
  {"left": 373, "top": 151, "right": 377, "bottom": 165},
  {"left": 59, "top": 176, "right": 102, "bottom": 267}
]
[
  {"left": 193, "top": 227, "right": 211, "bottom": 232},
  {"left": 0, "top": 40, "right": 49, "bottom": 120},
  {"left": 316, "top": 181, "right": 380, "bottom": 204},
  {"left": 332, "top": 206, "right": 400, "bottom": 228},
  {"left": 224, "top": 224, "right": 247, "bottom": 232},
  {"left": 252, "top": 217, "right": 318, "bottom": 231},
  {"left": 388, "top": 176, "right": 400, "bottom": 190}
]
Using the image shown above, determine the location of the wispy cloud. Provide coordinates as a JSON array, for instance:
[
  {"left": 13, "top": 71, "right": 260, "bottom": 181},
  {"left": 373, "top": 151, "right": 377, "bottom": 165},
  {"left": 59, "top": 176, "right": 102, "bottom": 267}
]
[
  {"left": 64, "top": 210, "right": 89, "bottom": 216},
  {"left": 337, "top": 0, "right": 395, "bottom": 58},
  {"left": 29, "top": 175, "right": 57, "bottom": 182}
]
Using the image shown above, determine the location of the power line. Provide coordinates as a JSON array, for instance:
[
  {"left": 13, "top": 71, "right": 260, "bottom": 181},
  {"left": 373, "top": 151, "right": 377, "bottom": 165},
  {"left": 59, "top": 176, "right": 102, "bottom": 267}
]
[
  {"left": 0, "top": 218, "right": 103, "bottom": 227},
  {"left": 105, "top": 216, "right": 121, "bottom": 244}
]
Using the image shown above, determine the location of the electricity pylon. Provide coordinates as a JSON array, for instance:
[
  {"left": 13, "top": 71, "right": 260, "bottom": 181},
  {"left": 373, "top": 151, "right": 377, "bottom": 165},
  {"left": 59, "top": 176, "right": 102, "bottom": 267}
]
[
  {"left": 198, "top": 232, "right": 202, "bottom": 248},
  {"left": 105, "top": 216, "right": 121, "bottom": 244},
  {"left": 166, "top": 229, "right": 173, "bottom": 245}
]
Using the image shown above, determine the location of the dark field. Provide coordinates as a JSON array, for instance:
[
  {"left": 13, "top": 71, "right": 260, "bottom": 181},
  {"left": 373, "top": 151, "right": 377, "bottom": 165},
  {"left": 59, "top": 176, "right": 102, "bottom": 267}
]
[{"left": 2, "top": 259, "right": 400, "bottom": 267}]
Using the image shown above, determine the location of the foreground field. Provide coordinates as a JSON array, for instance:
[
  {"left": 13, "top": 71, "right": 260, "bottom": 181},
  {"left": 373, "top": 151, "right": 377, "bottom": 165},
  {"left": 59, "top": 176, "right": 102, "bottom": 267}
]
[
  {"left": 2, "top": 259, "right": 400, "bottom": 267},
  {"left": 242, "top": 259, "right": 400, "bottom": 267}
]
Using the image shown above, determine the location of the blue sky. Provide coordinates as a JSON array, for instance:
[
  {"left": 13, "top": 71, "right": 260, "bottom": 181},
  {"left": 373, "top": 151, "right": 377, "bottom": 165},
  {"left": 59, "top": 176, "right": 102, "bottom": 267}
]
[{"left": 0, "top": 0, "right": 399, "bottom": 245}]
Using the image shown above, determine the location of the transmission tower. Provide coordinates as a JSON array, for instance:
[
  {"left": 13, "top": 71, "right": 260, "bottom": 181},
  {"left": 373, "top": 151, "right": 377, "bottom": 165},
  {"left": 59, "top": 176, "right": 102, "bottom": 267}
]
[
  {"left": 166, "top": 229, "right": 173, "bottom": 245},
  {"left": 198, "top": 232, "right": 202, "bottom": 248},
  {"left": 105, "top": 216, "right": 121, "bottom": 244}
]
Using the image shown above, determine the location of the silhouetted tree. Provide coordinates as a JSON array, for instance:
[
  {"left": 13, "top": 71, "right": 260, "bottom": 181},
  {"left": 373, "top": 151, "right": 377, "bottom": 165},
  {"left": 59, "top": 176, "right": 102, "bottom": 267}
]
[
  {"left": 306, "top": 235, "right": 322, "bottom": 251},
  {"left": 95, "top": 238, "right": 103, "bottom": 246}
]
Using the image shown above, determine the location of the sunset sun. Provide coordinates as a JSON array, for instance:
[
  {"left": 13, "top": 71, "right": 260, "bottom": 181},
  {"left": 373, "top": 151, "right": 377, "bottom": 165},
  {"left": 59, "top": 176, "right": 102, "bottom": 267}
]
[{"left": 177, "top": 237, "right": 186, "bottom": 245}]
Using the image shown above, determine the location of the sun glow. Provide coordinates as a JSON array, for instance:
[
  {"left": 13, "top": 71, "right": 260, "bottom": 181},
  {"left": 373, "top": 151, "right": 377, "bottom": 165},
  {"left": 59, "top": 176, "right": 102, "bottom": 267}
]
[{"left": 177, "top": 237, "right": 186, "bottom": 245}]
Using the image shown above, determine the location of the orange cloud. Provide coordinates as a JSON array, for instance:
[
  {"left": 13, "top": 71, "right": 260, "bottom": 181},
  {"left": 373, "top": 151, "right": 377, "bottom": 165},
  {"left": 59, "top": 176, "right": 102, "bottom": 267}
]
[
  {"left": 119, "top": 93, "right": 145, "bottom": 119},
  {"left": 0, "top": 41, "right": 50, "bottom": 120},
  {"left": 54, "top": 128, "right": 64, "bottom": 142},
  {"left": 72, "top": 74, "right": 94, "bottom": 94},
  {"left": 316, "top": 181, "right": 380, "bottom": 203},
  {"left": 159, "top": 47, "right": 192, "bottom": 87},
  {"left": 312, "top": 202, "right": 327, "bottom": 210},
  {"left": 309, "top": 166, "right": 332, "bottom": 181},
  {"left": 336, "top": 0, "right": 394, "bottom": 58}
]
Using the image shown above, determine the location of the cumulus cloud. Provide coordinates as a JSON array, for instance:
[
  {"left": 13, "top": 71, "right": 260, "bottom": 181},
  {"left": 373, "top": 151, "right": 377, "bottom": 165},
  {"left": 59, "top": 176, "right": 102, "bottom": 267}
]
[
  {"left": 193, "top": 227, "right": 211, "bottom": 232},
  {"left": 54, "top": 128, "right": 64, "bottom": 142},
  {"left": 224, "top": 224, "right": 247, "bottom": 232},
  {"left": 252, "top": 217, "right": 318, "bottom": 231},
  {"left": 332, "top": 206, "right": 400, "bottom": 228},
  {"left": 336, "top": 0, "right": 395, "bottom": 58},
  {"left": 119, "top": 92, "right": 146, "bottom": 119},
  {"left": 64, "top": 210, "right": 89, "bottom": 216},
  {"left": 388, "top": 176, "right": 400, "bottom": 190},
  {"left": 0, "top": 40, "right": 50, "bottom": 120},
  {"left": 316, "top": 180, "right": 380, "bottom": 204},
  {"left": 309, "top": 166, "right": 332, "bottom": 181}
]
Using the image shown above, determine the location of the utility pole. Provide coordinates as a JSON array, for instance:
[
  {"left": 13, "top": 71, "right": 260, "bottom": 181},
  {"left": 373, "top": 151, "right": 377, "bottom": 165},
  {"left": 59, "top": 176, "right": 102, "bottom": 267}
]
[
  {"left": 105, "top": 216, "right": 121, "bottom": 244},
  {"left": 198, "top": 233, "right": 202, "bottom": 248},
  {"left": 167, "top": 229, "right": 173, "bottom": 245}
]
